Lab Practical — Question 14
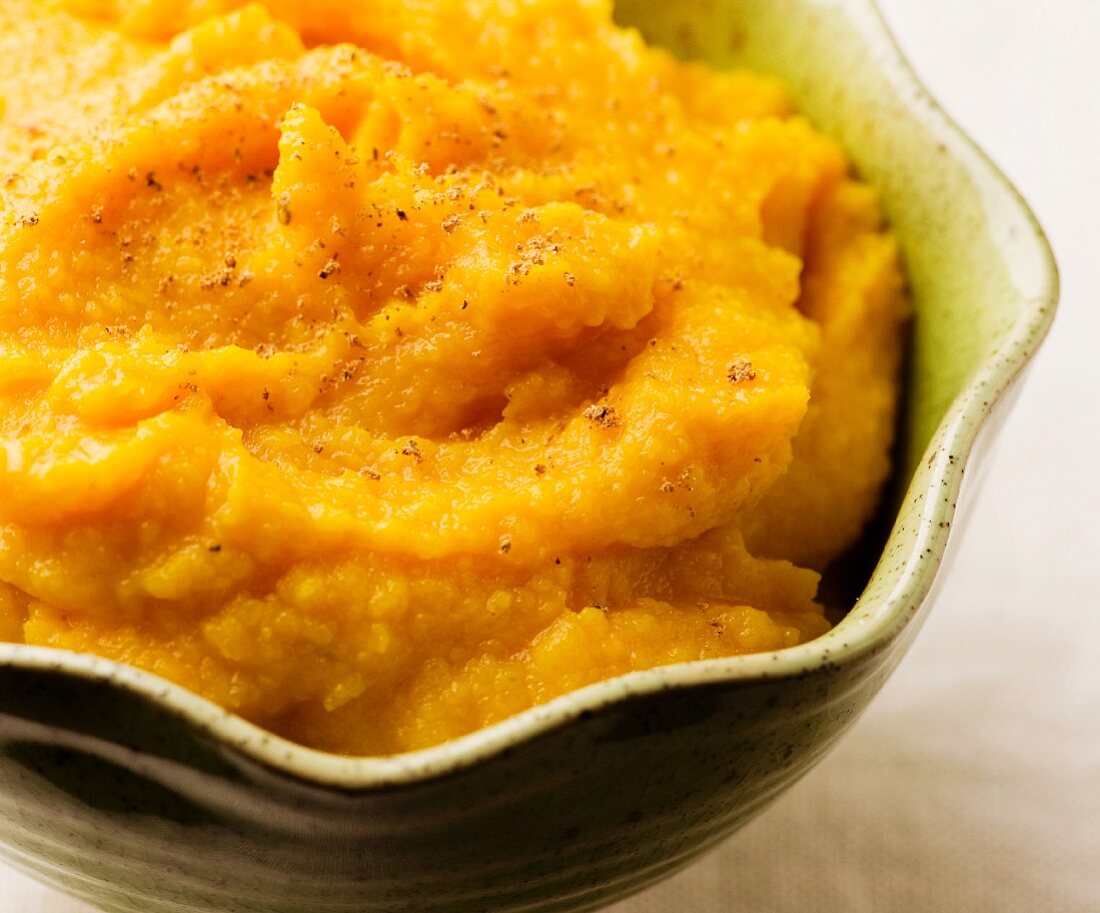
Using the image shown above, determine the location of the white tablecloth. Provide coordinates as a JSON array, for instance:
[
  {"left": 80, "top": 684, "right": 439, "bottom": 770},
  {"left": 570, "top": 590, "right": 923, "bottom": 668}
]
[{"left": 5, "top": 0, "right": 1097, "bottom": 909}]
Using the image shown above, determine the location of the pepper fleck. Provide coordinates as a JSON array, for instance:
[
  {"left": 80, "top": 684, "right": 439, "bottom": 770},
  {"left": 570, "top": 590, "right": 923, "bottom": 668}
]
[
  {"left": 583, "top": 403, "right": 619, "bottom": 428},
  {"left": 727, "top": 357, "right": 756, "bottom": 383},
  {"left": 276, "top": 191, "right": 292, "bottom": 225}
]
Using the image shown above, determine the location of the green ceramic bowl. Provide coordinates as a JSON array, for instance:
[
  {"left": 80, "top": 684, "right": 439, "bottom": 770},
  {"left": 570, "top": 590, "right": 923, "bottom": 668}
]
[{"left": 0, "top": 2, "right": 1057, "bottom": 911}]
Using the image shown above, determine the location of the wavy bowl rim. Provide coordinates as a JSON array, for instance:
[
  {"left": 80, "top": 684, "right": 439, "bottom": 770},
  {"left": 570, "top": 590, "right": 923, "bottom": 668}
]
[{"left": 0, "top": 0, "right": 1059, "bottom": 789}]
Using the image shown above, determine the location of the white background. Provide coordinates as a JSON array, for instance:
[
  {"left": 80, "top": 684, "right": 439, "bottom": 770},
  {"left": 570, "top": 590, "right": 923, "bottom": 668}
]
[{"left": 4, "top": 0, "right": 1098, "bottom": 909}]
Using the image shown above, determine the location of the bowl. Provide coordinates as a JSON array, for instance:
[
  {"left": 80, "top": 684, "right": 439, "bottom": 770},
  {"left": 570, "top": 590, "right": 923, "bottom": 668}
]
[{"left": 0, "top": 1, "right": 1057, "bottom": 911}]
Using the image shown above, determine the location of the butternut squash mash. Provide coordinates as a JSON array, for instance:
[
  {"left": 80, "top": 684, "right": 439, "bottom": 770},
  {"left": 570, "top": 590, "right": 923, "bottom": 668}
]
[{"left": 0, "top": 0, "right": 907, "bottom": 754}]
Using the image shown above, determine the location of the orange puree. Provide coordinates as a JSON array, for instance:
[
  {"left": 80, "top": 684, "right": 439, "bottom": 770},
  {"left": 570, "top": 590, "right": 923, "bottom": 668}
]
[{"left": 0, "top": 0, "right": 907, "bottom": 754}]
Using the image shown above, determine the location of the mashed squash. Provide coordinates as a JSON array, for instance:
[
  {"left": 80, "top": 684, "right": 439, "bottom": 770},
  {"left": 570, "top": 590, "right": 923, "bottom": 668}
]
[{"left": 0, "top": 0, "right": 907, "bottom": 754}]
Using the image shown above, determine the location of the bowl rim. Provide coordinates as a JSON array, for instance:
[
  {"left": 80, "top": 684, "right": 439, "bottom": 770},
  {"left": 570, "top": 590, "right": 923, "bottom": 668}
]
[{"left": 0, "top": 0, "right": 1058, "bottom": 789}]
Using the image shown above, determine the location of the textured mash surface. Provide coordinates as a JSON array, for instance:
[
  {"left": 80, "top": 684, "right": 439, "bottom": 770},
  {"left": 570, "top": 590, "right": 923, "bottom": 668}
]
[{"left": 0, "top": 0, "right": 906, "bottom": 754}]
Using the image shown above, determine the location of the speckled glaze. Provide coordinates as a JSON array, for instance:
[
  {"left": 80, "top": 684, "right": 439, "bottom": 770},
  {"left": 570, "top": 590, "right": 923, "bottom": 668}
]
[{"left": 0, "top": 2, "right": 1057, "bottom": 911}]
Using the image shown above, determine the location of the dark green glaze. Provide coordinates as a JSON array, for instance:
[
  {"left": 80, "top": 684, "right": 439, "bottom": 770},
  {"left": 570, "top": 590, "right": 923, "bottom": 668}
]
[{"left": 0, "top": 648, "right": 897, "bottom": 913}]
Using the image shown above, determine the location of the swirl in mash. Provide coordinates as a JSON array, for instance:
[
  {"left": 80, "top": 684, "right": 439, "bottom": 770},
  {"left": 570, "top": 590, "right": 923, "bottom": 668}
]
[{"left": 0, "top": 0, "right": 906, "bottom": 754}]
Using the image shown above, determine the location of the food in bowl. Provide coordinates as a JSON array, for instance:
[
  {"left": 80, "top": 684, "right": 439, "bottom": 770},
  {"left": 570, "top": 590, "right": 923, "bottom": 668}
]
[{"left": 0, "top": 0, "right": 907, "bottom": 755}]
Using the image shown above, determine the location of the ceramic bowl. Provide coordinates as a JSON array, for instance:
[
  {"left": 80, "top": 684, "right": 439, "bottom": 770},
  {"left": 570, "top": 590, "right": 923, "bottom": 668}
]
[{"left": 0, "top": 1, "right": 1057, "bottom": 911}]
